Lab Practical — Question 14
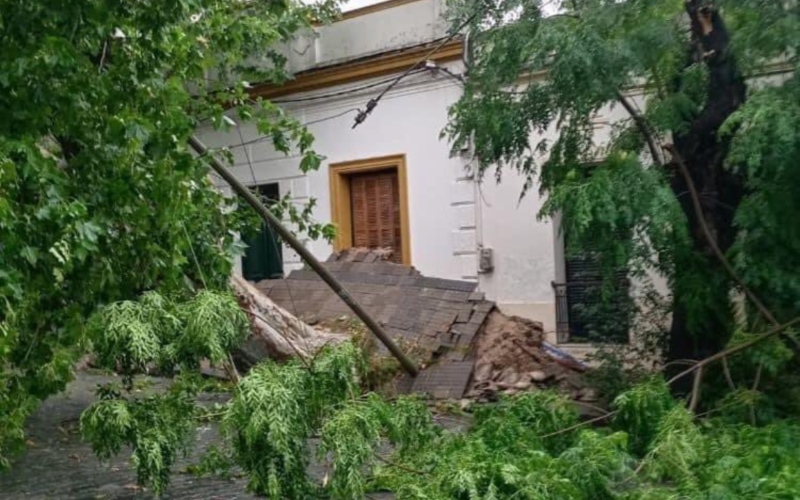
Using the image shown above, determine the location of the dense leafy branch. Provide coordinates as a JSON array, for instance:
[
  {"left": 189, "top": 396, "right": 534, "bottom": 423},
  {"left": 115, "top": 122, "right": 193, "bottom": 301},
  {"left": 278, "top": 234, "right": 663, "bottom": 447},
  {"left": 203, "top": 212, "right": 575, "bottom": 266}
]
[
  {"left": 0, "top": 0, "right": 339, "bottom": 466},
  {"left": 445, "top": 0, "right": 800, "bottom": 362}
]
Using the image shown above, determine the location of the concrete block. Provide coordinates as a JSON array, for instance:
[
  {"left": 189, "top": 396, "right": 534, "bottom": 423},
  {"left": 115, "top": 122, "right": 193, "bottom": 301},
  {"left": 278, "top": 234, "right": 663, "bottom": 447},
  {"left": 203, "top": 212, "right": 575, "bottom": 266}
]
[
  {"left": 291, "top": 177, "right": 310, "bottom": 198},
  {"left": 451, "top": 179, "right": 475, "bottom": 205},
  {"left": 452, "top": 230, "right": 477, "bottom": 254},
  {"left": 454, "top": 204, "right": 476, "bottom": 229}
]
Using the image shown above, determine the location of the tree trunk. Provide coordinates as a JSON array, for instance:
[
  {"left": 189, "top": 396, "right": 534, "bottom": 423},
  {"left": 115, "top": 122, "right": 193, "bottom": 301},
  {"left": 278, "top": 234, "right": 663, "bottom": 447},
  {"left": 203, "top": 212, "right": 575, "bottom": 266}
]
[
  {"left": 668, "top": 1, "right": 748, "bottom": 361},
  {"left": 230, "top": 275, "right": 346, "bottom": 369}
]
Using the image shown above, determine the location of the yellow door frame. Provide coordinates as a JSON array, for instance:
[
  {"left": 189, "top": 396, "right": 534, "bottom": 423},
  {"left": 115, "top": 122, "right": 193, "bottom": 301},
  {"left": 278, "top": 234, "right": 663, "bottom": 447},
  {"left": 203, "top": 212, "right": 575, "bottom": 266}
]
[{"left": 329, "top": 154, "right": 411, "bottom": 265}]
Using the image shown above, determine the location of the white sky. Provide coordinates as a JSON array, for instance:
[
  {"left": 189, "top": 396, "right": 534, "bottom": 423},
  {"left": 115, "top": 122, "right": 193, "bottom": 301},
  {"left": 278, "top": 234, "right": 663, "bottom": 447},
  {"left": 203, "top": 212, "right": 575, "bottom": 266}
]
[
  {"left": 333, "top": 0, "right": 563, "bottom": 14},
  {"left": 340, "top": 0, "right": 385, "bottom": 11}
]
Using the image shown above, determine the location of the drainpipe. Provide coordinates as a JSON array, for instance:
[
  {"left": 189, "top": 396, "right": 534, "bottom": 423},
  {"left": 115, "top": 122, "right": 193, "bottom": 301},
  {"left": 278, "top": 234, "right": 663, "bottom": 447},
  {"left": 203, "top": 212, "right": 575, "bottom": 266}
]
[{"left": 189, "top": 135, "right": 420, "bottom": 377}]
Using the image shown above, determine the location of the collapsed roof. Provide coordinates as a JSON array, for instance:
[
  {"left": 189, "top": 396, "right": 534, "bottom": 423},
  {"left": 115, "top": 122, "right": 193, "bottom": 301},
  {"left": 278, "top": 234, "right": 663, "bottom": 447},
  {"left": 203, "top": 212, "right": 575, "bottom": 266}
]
[{"left": 253, "top": 248, "right": 587, "bottom": 401}]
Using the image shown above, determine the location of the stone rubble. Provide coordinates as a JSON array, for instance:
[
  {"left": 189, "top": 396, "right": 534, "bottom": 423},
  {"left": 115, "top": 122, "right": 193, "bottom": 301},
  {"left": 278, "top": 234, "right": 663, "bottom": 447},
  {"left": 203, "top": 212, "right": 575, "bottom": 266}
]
[{"left": 466, "top": 310, "right": 590, "bottom": 402}]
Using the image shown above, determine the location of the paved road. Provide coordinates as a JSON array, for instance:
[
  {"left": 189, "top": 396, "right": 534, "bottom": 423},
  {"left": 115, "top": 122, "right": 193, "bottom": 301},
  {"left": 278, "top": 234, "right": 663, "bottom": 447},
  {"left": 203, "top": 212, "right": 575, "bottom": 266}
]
[
  {"left": 0, "top": 370, "right": 461, "bottom": 499},
  {"left": 0, "top": 372, "right": 261, "bottom": 500}
]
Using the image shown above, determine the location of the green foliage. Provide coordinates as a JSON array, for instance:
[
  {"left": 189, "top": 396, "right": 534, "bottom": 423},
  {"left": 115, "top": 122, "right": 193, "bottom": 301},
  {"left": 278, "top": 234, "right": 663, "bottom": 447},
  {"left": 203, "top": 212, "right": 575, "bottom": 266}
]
[
  {"left": 697, "top": 420, "right": 800, "bottom": 498},
  {"left": 310, "top": 340, "right": 367, "bottom": 413},
  {"left": 612, "top": 377, "right": 676, "bottom": 456},
  {"left": 72, "top": 335, "right": 800, "bottom": 500},
  {"left": 722, "top": 73, "right": 800, "bottom": 321},
  {"left": 473, "top": 391, "right": 580, "bottom": 454},
  {"left": 89, "top": 300, "right": 167, "bottom": 376},
  {"left": 176, "top": 290, "right": 249, "bottom": 367},
  {"left": 639, "top": 406, "right": 702, "bottom": 486},
  {"left": 225, "top": 359, "right": 315, "bottom": 498},
  {"left": 371, "top": 378, "right": 800, "bottom": 500},
  {"left": 81, "top": 383, "right": 196, "bottom": 495},
  {"left": 185, "top": 444, "right": 236, "bottom": 480},
  {"left": 557, "top": 430, "right": 631, "bottom": 500},
  {"left": 0, "top": 0, "right": 341, "bottom": 465},
  {"left": 79, "top": 288, "right": 247, "bottom": 493},
  {"left": 224, "top": 341, "right": 365, "bottom": 499},
  {"left": 375, "top": 391, "right": 628, "bottom": 500},
  {"left": 87, "top": 290, "right": 248, "bottom": 380},
  {"left": 319, "top": 394, "right": 388, "bottom": 499},
  {"left": 385, "top": 395, "right": 439, "bottom": 456}
]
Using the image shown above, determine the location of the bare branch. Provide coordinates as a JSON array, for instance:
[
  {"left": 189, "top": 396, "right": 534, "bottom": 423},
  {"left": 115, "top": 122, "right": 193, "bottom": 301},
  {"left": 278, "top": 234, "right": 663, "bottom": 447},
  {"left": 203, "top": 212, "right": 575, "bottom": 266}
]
[
  {"left": 615, "top": 90, "right": 664, "bottom": 166},
  {"left": 373, "top": 453, "right": 428, "bottom": 476},
  {"left": 688, "top": 365, "right": 703, "bottom": 412},
  {"left": 667, "top": 317, "right": 800, "bottom": 385},
  {"left": 540, "top": 411, "right": 616, "bottom": 439},
  {"left": 721, "top": 356, "right": 736, "bottom": 390}
]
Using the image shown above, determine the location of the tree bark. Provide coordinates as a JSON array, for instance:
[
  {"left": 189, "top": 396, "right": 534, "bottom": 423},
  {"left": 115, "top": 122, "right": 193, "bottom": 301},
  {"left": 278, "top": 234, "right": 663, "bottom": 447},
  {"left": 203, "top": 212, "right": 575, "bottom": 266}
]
[
  {"left": 668, "top": 1, "right": 748, "bottom": 361},
  {"left": 230, "top": 275, "right": 346, "bottom": 369}
]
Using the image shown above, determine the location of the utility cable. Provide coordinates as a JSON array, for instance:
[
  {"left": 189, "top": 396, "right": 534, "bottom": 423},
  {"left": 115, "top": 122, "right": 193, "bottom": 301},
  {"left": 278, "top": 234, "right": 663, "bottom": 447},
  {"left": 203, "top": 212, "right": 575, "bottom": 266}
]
[
  {"left": 219, "top": 107, "right": 360, "bottom": 151},
  {"left": 351, "top": 9, "right": 481, "bottom": 129},
  {"left": 271, "top": 69, "right": 428, "bottom": 103}
]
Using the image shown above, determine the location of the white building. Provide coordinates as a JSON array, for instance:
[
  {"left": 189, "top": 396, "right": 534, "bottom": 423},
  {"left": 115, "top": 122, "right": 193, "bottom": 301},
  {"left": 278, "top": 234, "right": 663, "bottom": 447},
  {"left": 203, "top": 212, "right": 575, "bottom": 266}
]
[{"left": 197, "top": 0, "right": 645, "bottom": 347}]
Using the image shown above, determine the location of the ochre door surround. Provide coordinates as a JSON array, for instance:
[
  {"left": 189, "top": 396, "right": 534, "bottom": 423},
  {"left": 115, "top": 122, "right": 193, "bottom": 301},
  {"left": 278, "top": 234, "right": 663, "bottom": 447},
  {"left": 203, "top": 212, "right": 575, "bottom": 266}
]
[{"left": 329, "top": 154, "right": 411, "bottom": 265}]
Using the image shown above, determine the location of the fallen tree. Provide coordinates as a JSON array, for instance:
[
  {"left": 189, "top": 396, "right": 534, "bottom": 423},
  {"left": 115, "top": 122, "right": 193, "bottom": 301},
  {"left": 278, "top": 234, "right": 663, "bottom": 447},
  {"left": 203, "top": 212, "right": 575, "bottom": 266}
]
[{"left": 231, "top": 274, "right": 346, "bottom": 367}]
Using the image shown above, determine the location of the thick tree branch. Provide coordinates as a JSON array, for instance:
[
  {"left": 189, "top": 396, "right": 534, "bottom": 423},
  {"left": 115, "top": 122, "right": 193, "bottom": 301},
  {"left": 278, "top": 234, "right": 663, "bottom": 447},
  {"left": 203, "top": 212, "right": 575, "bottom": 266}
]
[
  {"left": 721, "top": 356, "right": 736, "bottom": 390},
  {"left": 667, "top": 316, "right": 800, "bottom": 385},
  {"left": 615, "top": 90, "right": 663, "bottom": 166},
  {"left": 541, "top": 316, "right": 800, "bottom": 439},
  {"left": 665, "top": 144, "right": 779, "bottom": 327}
]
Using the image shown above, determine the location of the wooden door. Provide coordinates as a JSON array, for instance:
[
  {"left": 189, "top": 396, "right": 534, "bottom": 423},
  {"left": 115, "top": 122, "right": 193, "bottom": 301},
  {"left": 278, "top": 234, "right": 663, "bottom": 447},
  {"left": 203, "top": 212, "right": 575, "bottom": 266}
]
[{"left": 349, "top": 169, "right": 402, "bottom": 262}]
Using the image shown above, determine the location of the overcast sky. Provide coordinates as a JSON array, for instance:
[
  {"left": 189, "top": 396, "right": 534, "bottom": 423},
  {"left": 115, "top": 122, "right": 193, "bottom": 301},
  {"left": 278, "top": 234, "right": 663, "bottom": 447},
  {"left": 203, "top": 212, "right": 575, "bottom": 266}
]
[
  {"left": 339, "top": 0, "right": 384, "bottom": 10},
  {"left": 335, "top": 0, "right": 563, "bottom": 14}
]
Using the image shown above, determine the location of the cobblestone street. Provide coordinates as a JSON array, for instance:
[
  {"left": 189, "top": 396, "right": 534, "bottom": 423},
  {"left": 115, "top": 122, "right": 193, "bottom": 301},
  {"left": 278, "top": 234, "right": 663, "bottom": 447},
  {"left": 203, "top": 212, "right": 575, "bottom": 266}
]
[{"left": 0, "top": 372, "right": 258, "bottom": 500}]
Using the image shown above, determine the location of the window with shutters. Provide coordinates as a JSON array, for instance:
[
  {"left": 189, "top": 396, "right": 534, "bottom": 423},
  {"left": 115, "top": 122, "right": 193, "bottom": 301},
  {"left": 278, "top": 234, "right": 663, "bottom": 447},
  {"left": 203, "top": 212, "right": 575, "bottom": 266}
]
[
  {"left": 329, "top": 155, "right": 411, "bottom": 264},
  {"left": 241, "top": 183, "right": 283, "bottom": 282},
  {"left": 553, "top": 231, "right": 633, "bottom": 343}
]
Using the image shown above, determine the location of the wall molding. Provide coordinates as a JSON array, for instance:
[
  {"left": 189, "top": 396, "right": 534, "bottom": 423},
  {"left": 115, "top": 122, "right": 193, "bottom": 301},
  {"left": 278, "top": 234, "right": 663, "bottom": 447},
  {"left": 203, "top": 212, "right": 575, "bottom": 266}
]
[
  {"left": 337, "top": 0, "right": 429, "bottom": 22},
  {"left": 249, "top": 39, "right": 463, "bottom": 100}
]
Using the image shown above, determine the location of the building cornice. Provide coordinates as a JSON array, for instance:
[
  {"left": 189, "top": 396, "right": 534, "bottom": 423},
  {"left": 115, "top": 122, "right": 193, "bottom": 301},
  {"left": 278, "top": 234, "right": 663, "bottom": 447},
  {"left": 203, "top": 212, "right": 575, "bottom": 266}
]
[
  {"left": 249, "top": 38, "right": 463, "bottom": 100},
  {"left": 337, "top": 0, "right": 429, "bottom": 22}
]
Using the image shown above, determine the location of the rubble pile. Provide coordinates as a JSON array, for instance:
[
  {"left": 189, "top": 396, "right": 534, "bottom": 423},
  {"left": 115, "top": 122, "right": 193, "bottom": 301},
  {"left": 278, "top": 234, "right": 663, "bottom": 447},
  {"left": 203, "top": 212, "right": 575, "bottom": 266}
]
[
  {"left": 466, "top": 311, "right": 595, "bottom": 403},
  {"left": 250, "top": 248, "right": 596, "bottom": 402}
]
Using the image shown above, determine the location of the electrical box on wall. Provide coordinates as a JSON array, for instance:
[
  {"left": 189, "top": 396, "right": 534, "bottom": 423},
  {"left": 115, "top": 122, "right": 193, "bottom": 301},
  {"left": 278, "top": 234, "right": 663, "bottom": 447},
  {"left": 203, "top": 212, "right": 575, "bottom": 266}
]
[{"left": 478, "top": 247, "right": 494, "bottom": 274}]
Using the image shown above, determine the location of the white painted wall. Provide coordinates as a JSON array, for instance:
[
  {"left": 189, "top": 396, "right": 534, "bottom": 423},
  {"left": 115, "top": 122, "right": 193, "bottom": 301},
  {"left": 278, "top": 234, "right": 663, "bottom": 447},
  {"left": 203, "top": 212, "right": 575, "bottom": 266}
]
[
  {"left": 198, "top": 64, "right": 479, "bottom": 281},
  {"left": 199, "top": 0, "right": 683, "bottom": 348},
  {"left": 476, "top": 170, "right": 559, "bottom": 332},
  {"left": 282, "top": 0, "right": 451, "bottom": 75}
]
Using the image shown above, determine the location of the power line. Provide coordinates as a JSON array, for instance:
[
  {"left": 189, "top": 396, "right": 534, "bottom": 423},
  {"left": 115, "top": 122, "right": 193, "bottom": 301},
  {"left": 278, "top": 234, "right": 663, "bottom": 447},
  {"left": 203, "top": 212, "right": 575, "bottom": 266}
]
[
  {"left": 219, "top": 107, "right": 360, "bottom": 151},
  {"left": 271, "top": 69, "right": 428, "bottom": 103},
  {"left": 351, "top": 10, "right": 480, "bottom": 129},
  {"left": 302, "top": 107, "right": 360, "bottom": 127},
  {"left": 201, "top": 67, "right": 428, "bottom": 105}
]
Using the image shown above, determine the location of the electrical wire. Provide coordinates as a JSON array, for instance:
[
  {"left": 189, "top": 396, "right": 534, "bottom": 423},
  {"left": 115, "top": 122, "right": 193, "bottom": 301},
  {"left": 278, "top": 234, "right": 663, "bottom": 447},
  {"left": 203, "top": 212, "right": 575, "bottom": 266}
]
[
  {"left": 271, "top": 69, "right": 428, "bottom": 103},
  {"left": 434, "top": 66, "right": 466, "bottom": 85},
  {"left": 222, "top": 107, "right": 360, "bottom": 151},
  {"left": 201, "top": 68, "right": 428, "bottom": 105},
  {"left": 235, "top": 122, "right": 260, "bottom": 185},
  {"left": 350, "top": 9, "right": 481, "bottom": 129},
  {"left": 234, "top": 121, "right": 303, "bottom": 319},
  {"left": 302, "top": 107, "right": 360, "bottom": 127}
]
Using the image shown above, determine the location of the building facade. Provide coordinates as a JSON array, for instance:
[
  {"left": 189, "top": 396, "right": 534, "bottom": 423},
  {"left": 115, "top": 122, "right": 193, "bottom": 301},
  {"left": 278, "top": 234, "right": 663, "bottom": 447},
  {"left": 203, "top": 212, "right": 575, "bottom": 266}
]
[{"left": 196, "top": 0, "right": 649, "bottom": 346}]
